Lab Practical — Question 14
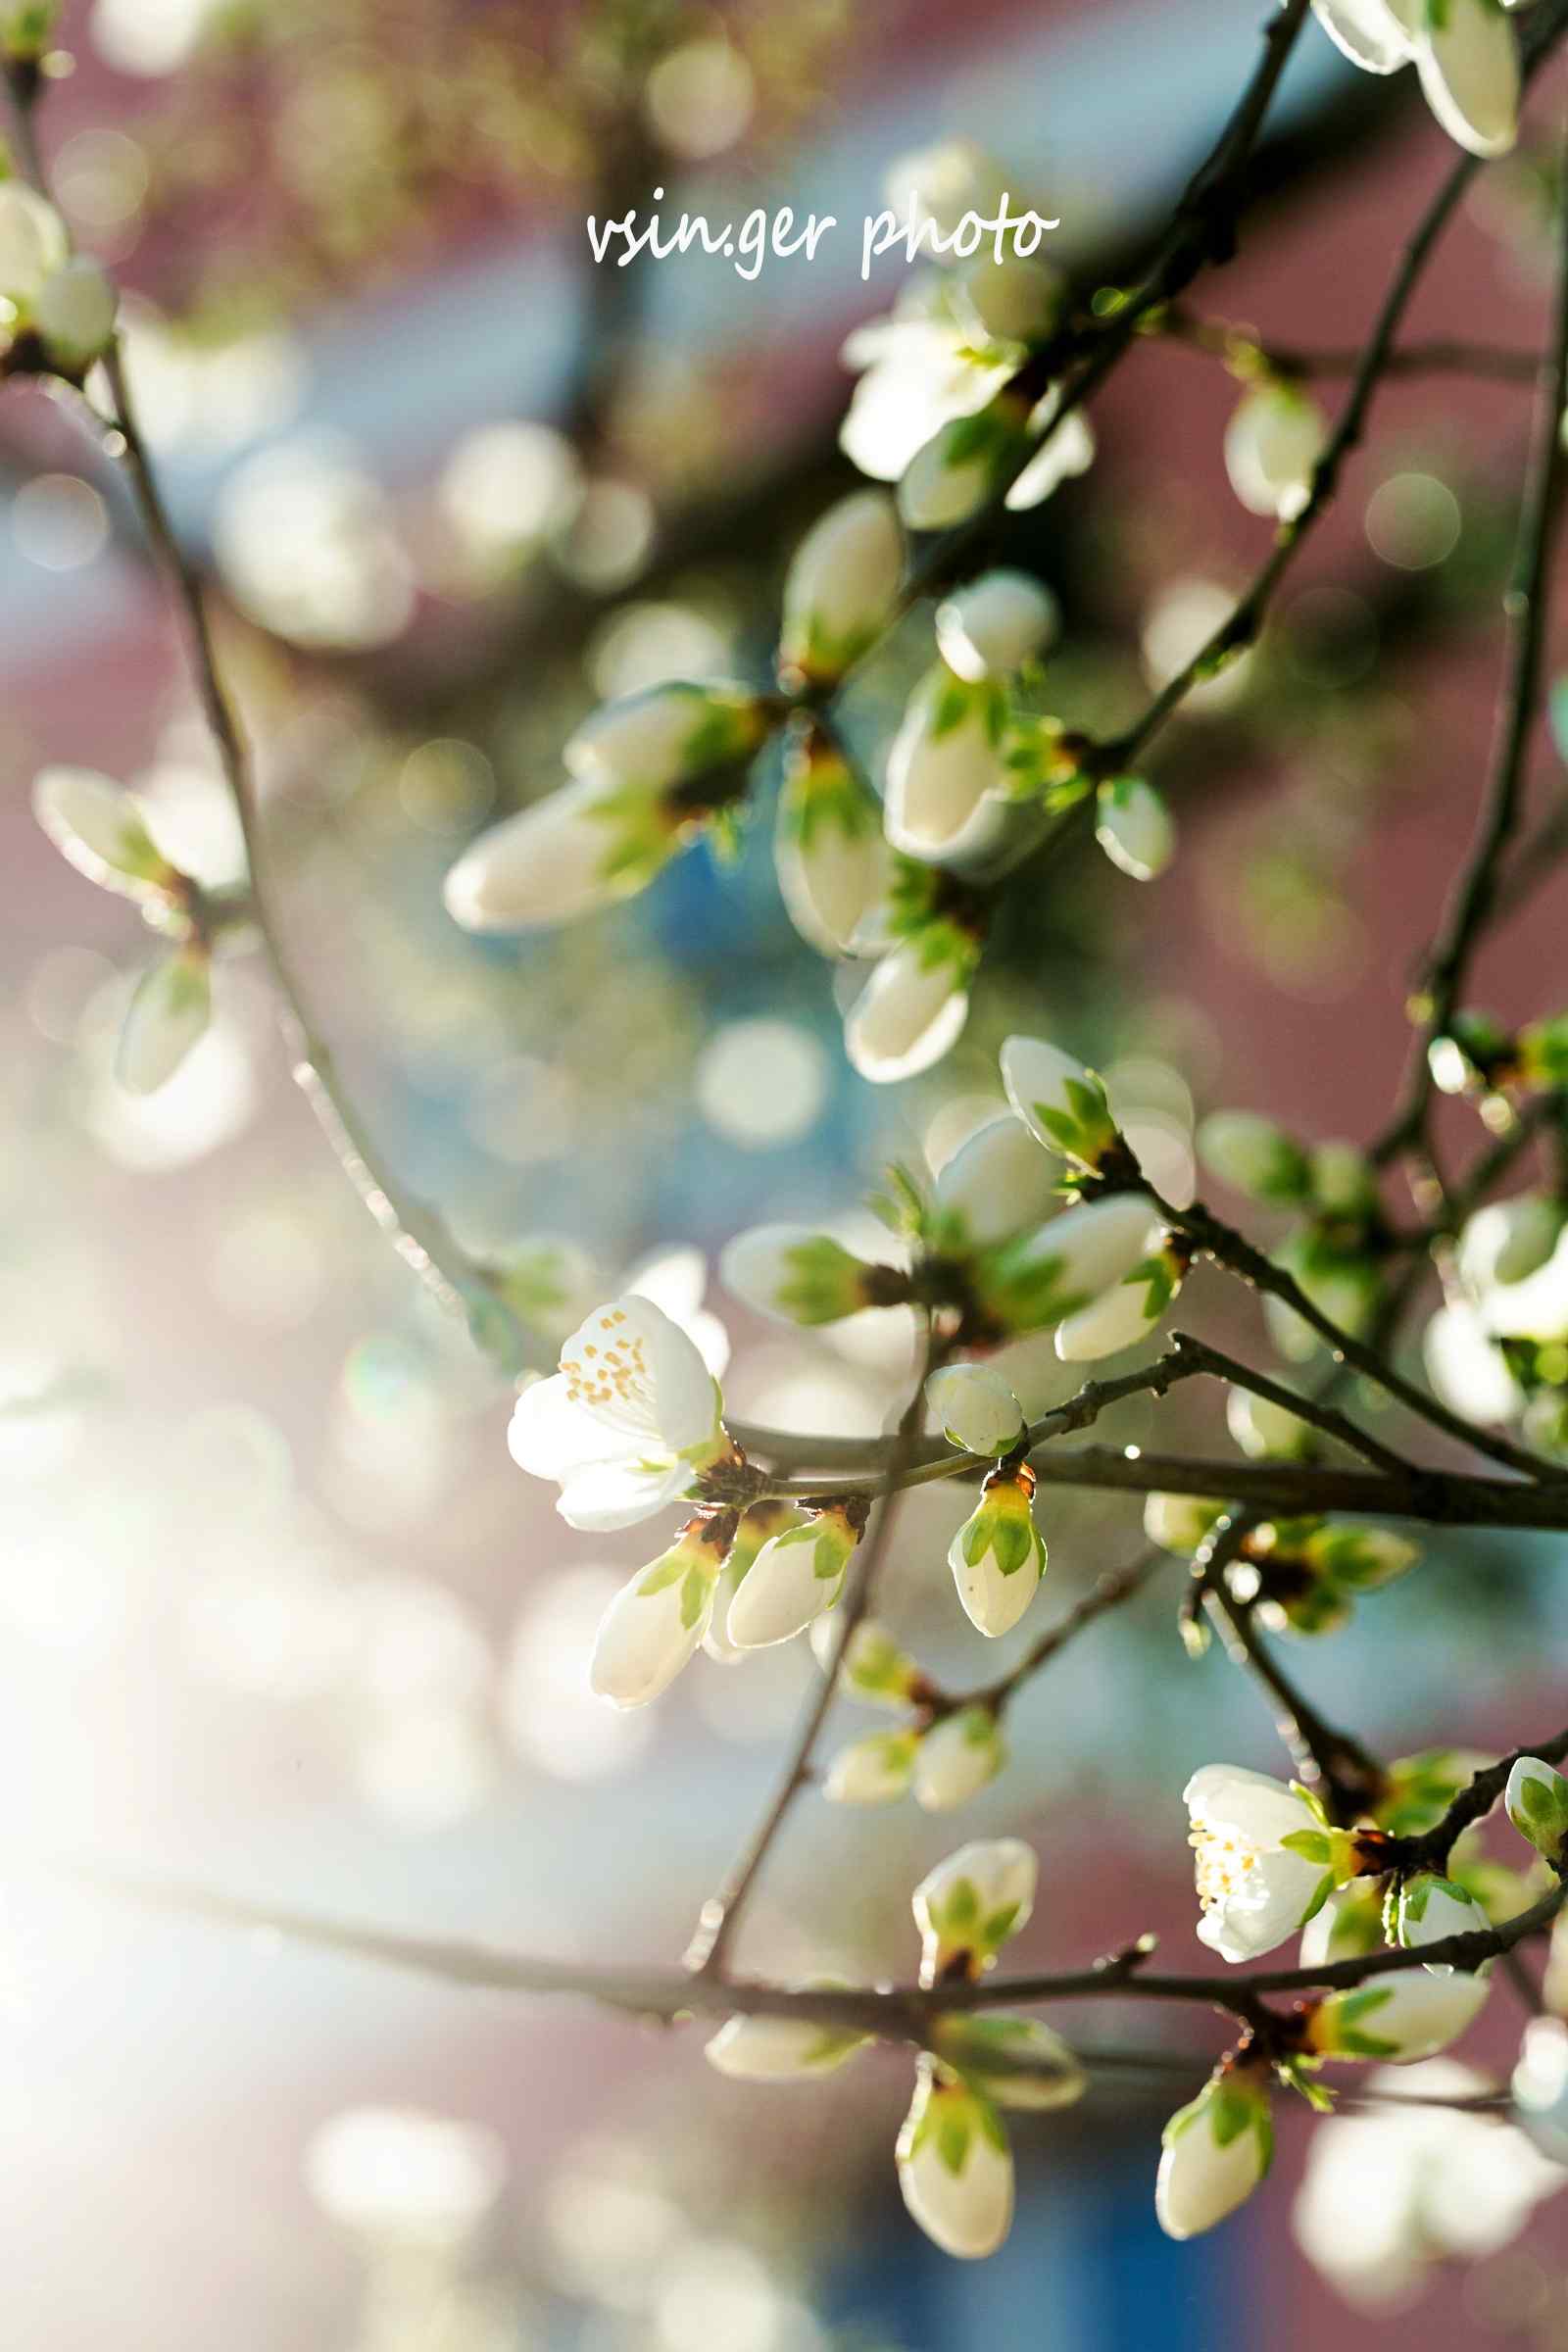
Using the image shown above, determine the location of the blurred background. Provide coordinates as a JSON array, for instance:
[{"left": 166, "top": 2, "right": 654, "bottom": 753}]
[{"left": 6, "top": 0, "right": 1568, "bottom": 2344}]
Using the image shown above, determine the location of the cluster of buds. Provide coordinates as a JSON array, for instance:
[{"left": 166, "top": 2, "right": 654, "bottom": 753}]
[
  {"left": 1148, "top": 1499, "right": 1420, "bottom": 1640},
  {"left": 31, "top": 765, "right": 237, "bottom": 1093},
  {"left": 821, "top": 1620, "right": 1007, "bottom": 1812},
  {"left": 0, "top": 179, "right": 118, "bottom": 381},
  {"left": 706, "top": 1838, "right": 1084, "bottom": 2261}
]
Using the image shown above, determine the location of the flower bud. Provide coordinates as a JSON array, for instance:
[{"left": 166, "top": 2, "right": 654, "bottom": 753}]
[
  {"left": 1393, "top": 1873, "right": 1491, "bottom": 1974},
  {"left": 33, "top": 256, "right": 118, "bottom": 372},
  {"left": 934, "top": 569, "right": 1059, "bottom": 683},
  {"left": 1223, "top": 382, "right": 1327, "bottom": 521},
  {"left": 1309, "top": 1139, "right": 1377, "bottom": 1217},
  {"left": 1004, "top": 391, "right": 1096, "bottom": 512},
  {"left": 836, "top": 1618, "right": 923, "bottom": 1708},
  {"left": 32, "top": 764, "right": 178, "bottom": 900},
  {"left": 953, "top": 254, "right": 1064, "bottom": 346},
  {"left": 726, "top": 1503, "right": 862, "bottom": 1649},
  {"left": 823, "top": 1728, "right": 919, "bottom": 1804},
  {"left": 976, "top": 1192, "right": 1163, "bottom": 1334},
  {"left": 913, "top": 1706, "right": 1005, "bottom": 1812},
  {"left": 1416, "top": 0, "right": 1519, "bottom": 160},
  {"left": 564, "top": 679, "right": 769, "bottom": 792},
  {"left": 1308, "top": 0, "right": 1416, "bottom": 76},
  {"left": 118, "top": 948, "right": 211, "bottom": 1095},
  {"left": 926, "top": 1363, "right": 1025, "bottom": 1458},
  {"left": 1305, "top": 1967, "right": 1490, "bottom": 2063},
  {"left": 589, "top": 1512, "right": 733, "bottom": 1708},
  {"left": 897, "top": 2060, "right": 1014, "bottom": 2260},
  {"left": 774, "top": 724, "right": 887, "bottom": 956},
  {"left": 443, "top": 773, "right": 678, "bottom": 933},
  {"left": 0, "top": 181, "right": 67, "bottom": 308},
  {"left": 1144, "top": 1492, "right": 1225, "bottom": 1555},
  {"left": 912, "top": 1838, "right": 1036, "bottom": 1985},
  {"left": 704, "top": 1502, "right": 801, "bottom": 1665},
  {"left": 777, "top": 490, "right": 904, "bottom": 687},
  {"left": 705, "top": 2001, "right": 869, "bottom": 2082},
  {"left": 1225, "top": 1387, "right": 1317, "bottom": 1461},
  {"left": 1512, "top": 2015, "right": 1568, "bottom": 2165},
  {"left": 1303, "top": 1523, "right": 1418, "bottom": 1592},
  {"left": 1000, "top": 1034, "right": 1120, "bottom": 1172},
  {"left": 898, "top": 394, "right": 1034, "bottom": 531},
  {"left": 844, "top": 931, "right": 974, "bottom": 1084},
  {"left": 949, "top": 1462, "right": 1046, "bottom": 1639},
  {"left": 883, "top": 665, "right": 1013, "bottom": 864},
  {"left": 1095, "top": 776, "right": 1175, "bottom": 883},
  {"left": 1155, "top": 2065, "right": 1272, "bottom": 2239},
  {"left": 1506, "top": 1756, "right": 1568, "bottom": 1865},
  {"left": 1197, "top": 1110, "right": 1309, "bottom": 1204},
  {"left": 1458, "top": 1195, "right": 1562, "bottom": 1293},
  {"left": 1054, "top": 1238, "right": 1184, "bottom": 1362},
  {"left": 932, "top": 1112, "right": 1058, "bottom": 1252},
  {"left": 719, "top": 1225, "right": 894, "bottom": 1327},
  {"left": 927, "top": 2014, "right": 1087, "bottom": 2111}
]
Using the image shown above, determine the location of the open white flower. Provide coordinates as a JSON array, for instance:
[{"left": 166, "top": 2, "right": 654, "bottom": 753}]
[
  {"left": 913, "top": 1706, "right": 1005, "bottom": 1812},
  {"left": 33, "top": 764, "right": 179, "bottom": 901},
  {"left": 778, "top": 490, "right": 904, "bottom": 687},
  {"left": 932, "top": 1112, "right": 1058, "bottom": 1250},
  {"left": 1506, "top": 1755, "right": 1568, "bottom": 1863},
  {"left": 883, "top": 666, "right": 1012, "bottom": 864},
  {"left": 588, "top": 1512, "right": 734, "bottom": 1708},
  {"left": 1000, "top": 1034, "right": 1122, "bottom": 1172},
  {"left": 897, "top": 2061, "right": 1014, "bottom": 2260},
  {"left": 774, "top": 724, "right": 887, "bottom": 956},
  {"left": 898, "top": 393, "right": 1035, "bottom": 530},
  {"left": 508, "top": 1296, "right": 727, "bottom": 1532},
  {"left": 913, "top": 1837, "right": 1036, "bottom": 1984},
  {"left": 118, "top": 949, "right": 212, "bottom": 1096},
  {"left": 950, "top": 1462, "right": 1047, "bottom": 1638},
  {"left": 1156, "top": 2064, "right": 1272, "bottom": 2239},
  {"left": 1185, "top": 1764, "right": 1358, "bottom": 1961},
  {"left": 1223, "top": 383, "right": 1328, "bottom": 522},
  {"left": 926, "top": 1363, "right": 1025, "bottom": 1458},
  {"left": 726, "top": 1504, "right": 861, "bottom": 1649},
  {"left": 897, "top": 2060, "right": 1013, "bottom": 2259},
  {"left": 719, "top": 1225, "right": 890, "bottom": 1326},
  {"left": 1095, "top": 775, "right": 1175, "bottom": 883},
  {"left": 935, "top": 570, "right": 1059, "bottom": 683},
  {"left": 705, "top": 1998, "right": 869, "bottom": 2082},
  {"left": 1306, "top": 1965, "right": 1490, "bottom": 2062},
  {"left": 844, "top": 934, "right": 973, "bottom": 1083}
]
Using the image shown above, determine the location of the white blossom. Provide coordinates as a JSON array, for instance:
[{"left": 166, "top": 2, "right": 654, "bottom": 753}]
[
  {"left": 118, "top": 948, "right": 212, "bottom": 1095},
  {"left": 32, "top": 255, "right": 118, "bottom": 371},
  {"left": 1197, "top": 1109, "right": 1309, "bottom": 1202},
  {"left": 912, "top": 1837, "right": 1036, "bottom": 1984},
  {"left": 1394, "top": 1871, "right": 1490, "bottom": 1971},
  {"left": 1423, "top": 1298, "right": 1523, "bottom": 1425},
  {"left": 1000, "top": 1034, "right": 1121, "bottom": 1171},
  {"left": 1004, "top": 394, "right": 1096, "bottom": 511},
  {"left": 1506, "top": 1755, "right": 1568, "bottom": 1863},
  {"left": 1054, "top": 1240, "right": 1183, "bottom": 1363},
  {"left": 1223, "top": 382, "right": 1328, "bottom": 521},
  {"left": 823, "top": 1728, "right": 919, "bottom": 1804},
  {"left": 773, "top": 722, "right": 887, "bottom": 956},
  {"left": 926, "top": 1363, "right": 1025, "bottom": 1457},
  {"left": 1095, "top": 775, "right": 1175, "bottom": 882},
  {"left": 588, "top": 1513, "right": 733, "bottom": 1708},
  {"left": 725, "top": 1504, "right": 860, "bottom": 1649},
  {"left": 442, "top": 773, "right": 675, "bottom": 933},
  {"left": 844, "top": 936, "right": 972, "bottom": 1084},
  {"left": 1306, "top": 1966, "right": 1490, "bottom": 2062},
  {"left": 1458, "top": 1194, "right": 1562, "bottom": 1292},
  {"left": 977, "top": 1192, "right": 1166, "bottom": 1335},
  {"left": 564, "top": 679, "right": 766, "bottom": 791},
  {"left": 898, "top": 395, "right": 1034, "bottom": 531},
  {"left": 913, "top": 1706, "right": 1005, "bottom": 1812},
  {"left": 1144, "top": 1492, "right": 1225, "bottom": 1556},
  {"left": 705, "top": 2001, "right": 868, "bottom": 2082},
  {"left": 1308, "top": 0, "right": 1417, "bottom": 75},
  {"left": 897, "top": 2060, "right": 1014, "bottom": 2260},
  {"left": 1185, "top": 1763, "right": 1357, "bottom": 1962},
  {"left": 777, "top": 490, "right": 904, "bottom": 686},
  {"left": 883, "top": 665, "right": 1012, "bottom": 864},
  {"left": 1416, "top": 0, "right": 1519, "bottom": 158},
  {"left": 1512, "top": 2015, "right": 1568, "bottom": 2167},
  {"left": 32, "top": 764, "right": 177, "bottom": 900},
  {"left": 719, "top": 1224, "right": 885, "bottom": 1326},
  {"left": 508, "top": 1295, "right": 727, "bottom": 1531},
  {"left": 935, "top": 570, "right": 1059, "bottom": 682},
  {"left": 0, "top": 181, "right": 68, "bottom": 307},
  {"left": 839, "top": 287, "right": 1016, "bottom": 483},
  {"left": 953, "top": 254, "right": 1064, "bottom": 346},
  {"left": 950, "top": 1464, "right": 1046, "bottom": 1638},
  {"left": 1156, "top": 2065, "right": 1272, "bottom": 2239},
  {"left": 932, "top": 1112, "right": 1058, "bottom": 1250}
]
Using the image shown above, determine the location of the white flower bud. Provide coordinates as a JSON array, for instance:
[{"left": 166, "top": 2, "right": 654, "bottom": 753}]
[
  {"left": 1095, "top": 775, "right": 1175, "bottom": 882},
  {"left": 1416, "top": 0, "right": 1519, "bottom": 159},
  {"left": 1004, "top": 393, "right": 1096, "bottom": 511},
  {"left": 1307, "top": 1967, "right": 1490, "bottom": 2063},
  {"left": 1156, "top": 2067, "right": 1272, "bottom": 2239},
  {"left": 926, "top": 1363, "right": 1025, "bottom": 1457},
  {"left": 1424, "top": 1299, "right": 1523, "bottom": 1425},
  {"left": 1186, "top": 1764, "right": 1358, "bottom": 1962},
  {"left": 913, "top": 1706, "right": 1005, "bottom": 1812},
  {"left": 564, "top": 679, "right": 767, "bottom": 791},
  {"left": 589, "top": 1515, "right": 730, "bottom": 1708},
  {"left": 953, "top": 255, "right": 1064, "bottom": 346},
  {"left": 726, "top": 1504, "right": 861, "bottom": 1649},
  {"left": 1512, "top": 2015, "right": 1568, "bottom": 2165},
  {"left": 823, "top": 1729, "right": 919, "bottom": 1804},
  {"left": 1458, "top": 1195, "right": 1562, "bottom": 1293},
  {"left": 117, "top": 948, "right": 211, "bottom": 1095},
  {"left": 999, "top": 1034, "right": 1120, "bottom": 1171},
  {"left": 950, "top": 1463, "right": 1046, "bottom": 1639},
  {"left": 898, "top": 396, "right": 1033, "bottom": 531},
  {"left": 977, "top": 1192, "right": 1164, "bottom": 1334},
  {"left": 443, "top": 774, "right": 674, "bottom": 933},
  {"left": 934, "top": 569, "right": 1059, "bottom": 683},
  {"left": 1506, "top": 1756, "right": 1568, "bottom": 1864},
  {"left": 33, "top": 256, "right": 118, "bottom": 371},
  {"left": 1197, "top": 1110, "right": 1309, "bottom": 1203},
  {"left": 884, "top": 665, "right": 1012, "bottom": 864},
  {"left": 719, "top": 1225, "right": 888, "bottom": 1326},
  {"left": 932, "top": 1112, "right": 1058, "bottom": 1251},
  {"left": 774, "top": 727, "right": 887, "bottom": 956},
  {"left": 32, "top": 763, "right": 176, "bottom": 899},
  {"left": 1144, "top": 1492, "right": 1225, "bottom": 1555},
  {"left": 778, "top": 491, "right": 904, "bottom": 686},
  {"left": 0, "top": 181, "right": 67, "bottom": 306},
  {"left": 912, "top": 1838, "right": 1036, "bottom": 1984},
  {"left": 705, "top": 2000, "right": 868, "bottom": 2082},
  {"left": 1225, "top": 1386, "right": 1317, "bottom": 1460},
  {"left": 1223, "top": 383, "right": 1328, "bottom": 521},
  {"left": 897, "top": 2061, "right": 1014, "bottom": 2260},
  {"left": 1054, "top": 1242, "right": 1182, "bottom": 1362},
  {"left": 844, "top": 935, "right": 972, "bottom": 1084},
  {"left": 1303, "top": 1523, "right": 1419, "bottom": 1591},
  {"left": 836, "top": 1618, "right": 922, "bottom": 1707},
  {"left": 1394, "top": 1874, "right": 1491, "bottom": 1975},
  {"left": 1309, "top": 0, "right": 1417, "bottom": 75},
  {"left": 927, "top": 2014, "right": 1087, "bottom": 2111}
]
